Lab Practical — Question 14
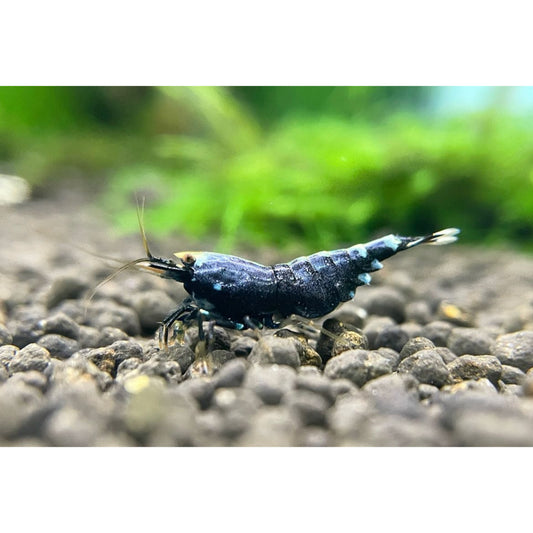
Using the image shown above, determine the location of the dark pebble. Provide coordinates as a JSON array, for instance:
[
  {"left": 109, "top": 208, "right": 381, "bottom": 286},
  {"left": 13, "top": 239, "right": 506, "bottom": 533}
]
[
  {"left": 37, "top": 334, "right": 79, "bottom": 360},
  {"left": 10, "top": 313, "right": 44, "bottom": 348},
  {"left": 358, "top": 415, "right": 452, "bottom": 447},
  {"left": 296, "top": 427, "right": 333, "bottom": 447},
  {"left": 212, "top": 388, "right": 262, "bottom": 438},
  {"left": 441, "top": 378, "right": 498, "bottom": 395},
  {"left": 243, "top": 364, "right": 296, "bottom": 405},
  {"left": 447, "top": 355, "right": 502, "bottom": 385},
  {"left": 295, "top": 372, "right": 335, "bottom": 405},
  {"left": 237, "top": 406, "right": 298, "bottom": 446},
  {"left": 434, "top": 347, "right": 457, "bottom": 364},
  {"left": 327, "top": 392, "right": 374, "bottom": 439},
  {"left": 51, "top": 300, "right": 86, "bottom": 323},
  {"left": 8, "top": 343, "right": 51, "bottom": 374},
  {"left": 399, "top": 337, "right": 436, "bottom": 361},
  {"left": 230, "top": 336, "right": 257, "bottom": 357},
  {"left": 116, "top": 358, "right": 142, "bottom": 376},
  {"left": 0, "top": 345, "right": 18, "bottom": 369},
  {"left": 77, "top": 326, "right": 102, "bottom": 348},
  {"left": 329, "top": 378, "right": 358, "bottom": 398},
  {"left": 282, "top": 389, "right": 329, "bottom": 426},
  {"left": 447, "top": 327, "right": 492, "bottom": 356},
  {"left": 324, "top": 349, "right": 395, "bottom": 387},
  {"left": 421, "top": 321, "right": 453, "bottom": 347},
  {"left": 374, "top": 325, "right": 410, "bottom": 353},
  {"left": 86, "top": 301, "right": 141, "bottom": 336},
  {"left": 98, "top": 327, "right": 129, "bottom": 347},
  {"left": 51, "top": 354, "right": 114, "bottom": 391},
  {"left": 214, "top": 358, "right": 249, "bottom": 389},
  {"left": 375, "top": 347, "right": 400, "bottom": 370},
  {"left": 131, "top": 290, "right": 176, "bottom": 332},
  {"left": 358, "top": 287, "right": 406, "bottom": 322},
  {"left": 330, "top": 305, "right": 367, "bottom": 329},
  {"left": 397, "top": 349, "right": 450, "bottom": 388},
  {"left": 39, "top": 312, "right": 80, "bottom": 339},
  {"left": 248, "top": 336, "right": 301, "bottom": 368},
  {"left": 83, "top": 347, "right": 117, "bottom": 374},
  {"left": 177, "top": 377, "right": 215, "bottom": 410},
  {"left": 316, "top": 318, "right": 368, "bottom": 364},
  {"left": 109, "top": 340, "right": 143, "bottom": 366},
  {"left": 500, "top": 364, "right": 526, "bottom": 385},
  {"left": 452, "top": 411, "right": 533, "bottom": 446},
  {"left": 163, "top": 344, "right": 195, "bottom": 374},
  {"left": 418, "top": 383, "right": 440, "bottom": 401},
  {"left": 363, "top": 316, "right": 396, "bottom": 349},
  {"left": 491, "top": 331, "right": 533, "bottom": 372},
  {"left": 8, "top": 370, "right": 48, "bottom": 392},
  {"left": 45, "top": 275, "right": 88, "bottom": 309},
  {"left": 405, "top": 301, "right": 432, "bottom": 325},
  {"left": 0, "top": 323, "right": 13, "bottom": 346},
  {"left": 136, "top": 359, "right": 182, "bottom": 384}
]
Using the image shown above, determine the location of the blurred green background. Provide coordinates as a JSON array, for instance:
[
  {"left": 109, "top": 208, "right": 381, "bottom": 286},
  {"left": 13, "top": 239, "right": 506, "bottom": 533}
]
[{"left": 1, "top": 86, "right": 533, "bottom": 252}]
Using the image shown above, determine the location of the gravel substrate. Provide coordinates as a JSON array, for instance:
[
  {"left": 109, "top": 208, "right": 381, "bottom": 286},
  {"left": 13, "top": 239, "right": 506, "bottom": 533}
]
[{"left": 2, "top": 190, "right": 533, "bottom": 446}]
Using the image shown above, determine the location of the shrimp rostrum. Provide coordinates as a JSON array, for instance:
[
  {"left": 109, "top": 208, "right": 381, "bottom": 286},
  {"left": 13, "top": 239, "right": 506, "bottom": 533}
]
[{"left": 133, "top": 227, "right": 460, "bottom": 345}]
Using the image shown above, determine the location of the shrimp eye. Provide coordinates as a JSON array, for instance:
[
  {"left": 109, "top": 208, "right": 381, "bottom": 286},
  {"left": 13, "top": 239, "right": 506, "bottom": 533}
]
[
  {"left": 173, "top": 251, "right": 200, "bottom": 266},
  {"left": 183, "top": 253, "right": 196, "bottom": 265}
]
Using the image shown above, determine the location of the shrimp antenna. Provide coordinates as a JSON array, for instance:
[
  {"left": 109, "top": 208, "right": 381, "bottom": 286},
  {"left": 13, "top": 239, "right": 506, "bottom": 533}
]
[
  {"left": 136, "top": 195, "right": 153, "bottom": 259},
  {"left": 83, "top": 257, "right": 150, "bottom": 314}
]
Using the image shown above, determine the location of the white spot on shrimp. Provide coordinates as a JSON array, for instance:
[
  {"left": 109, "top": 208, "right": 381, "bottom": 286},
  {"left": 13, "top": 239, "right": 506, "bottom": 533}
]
[
  {"left": 381, "top": 235, "right": 401, "bottom": 251},
  {"left": 371, "top": 259, "right": 383, "bottom": 270},
  {"left": 213, "top": 282, "right": 222, "bottom": 291},
  {"left": 352, "top": 244, "right": 368, "bottom": 258},
  {"left": 358, "top": 273, "right": 372, "bottom": 285}
]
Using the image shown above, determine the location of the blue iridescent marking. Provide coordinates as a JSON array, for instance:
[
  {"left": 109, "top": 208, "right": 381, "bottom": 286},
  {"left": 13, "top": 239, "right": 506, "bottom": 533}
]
[
  {"left": 350, "top": 244, "right": 368, "bottom": 258},
  {"left": 358, "top": 273, "right": 371, "bottom": 285},
  {"left": 381, "top": 235, "right": 401, "bottom": 251},
  {"left": 371, "top": 259, "right": 383, "bottom": 270},
  {"left": 213, "top": 282, "right": 222, "bottom": 291},
  {"left": 348, "top": 290, "right": 355, "bottom": 299}
]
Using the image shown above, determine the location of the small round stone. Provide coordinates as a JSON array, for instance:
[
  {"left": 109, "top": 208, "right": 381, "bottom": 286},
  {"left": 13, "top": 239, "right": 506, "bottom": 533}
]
[
  {"left": 0, "top": 323, "right": 13, "bottom": 346},
  {"left": 399, "top": 337, "right": 436, "bottom": 361},
  {"left": 358, "top": 287, "right": 406, "bottom": 323},
  {"left": 248, "top": 336, "right": 301, "bottom": 368},
  {"left": 447, "top": 328, "right": 492, "bottom": 356},
  {"left": 295, "top": 372, "right": 335, "bottom": 404},
  {"left": 39, "top": 312, "right": 80, "bottom": 339},
  {"left": 421, "top": 321, "right": 453, "bottom": 347},
  {"left": 491, "top": 331, "right": 533, "bottom": 372},
  {"left": 282, "top": 389, "right": 329, "bottom": 427},
  {"left": 37, "top": 334, "right": 79, "bottom": 360},
  {"left": 405, "top": 301, "right": 432, "bottom": 325},
  {"left": 8, "top": 370, "right": 48, "bottom": 392},
  {"left": 97, "top": 327, "right": 129, "bottom": 347},
  {"left": 363, "top": 316, "right": 396, "bottom": 349},
  {"left": 77, "top": 326, "right": 102, "bottom": 349},
  {"left": 374, "top": 325, "right": 410, "bottom": 353},
  {"left": 8, "top": 343, "right": 51, "bottom": 374},
  {"left": 500, "top": 365, "right": 526, "bottom": 385},
  {"left": 243, "top": 364, "right": 297, "bottom": 405},
  {"left": 397, "top": 349, "right": 450, "bottom": 388},
  {"left": 0, "top": 345, "right": 18, "bottom": 369},
  {"left": 324, "top": 349, "right": 395, "bottom": 387},
  {"left": 214, "top": 358, "right": 249, "bottom": 389},
  {"left": 230, "top": 336, "right": 257, "bottom": 357},
  {"left": 131, "top": 290, "right": 176, "bottom": 332},
  {"left": 447, "top": 355, "right": 502, "bottom": 385},
  {"left": 177, "top": 378, "right": 215, "bottom": 410},
  {"left": 45, "top": 275, "right": 88, "bottom": 309}
]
